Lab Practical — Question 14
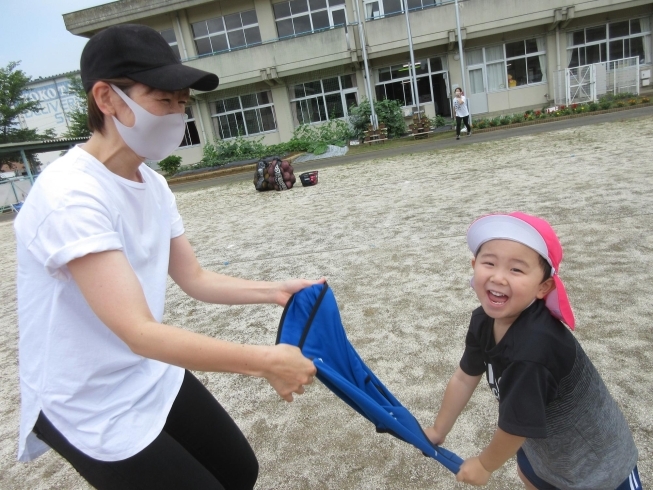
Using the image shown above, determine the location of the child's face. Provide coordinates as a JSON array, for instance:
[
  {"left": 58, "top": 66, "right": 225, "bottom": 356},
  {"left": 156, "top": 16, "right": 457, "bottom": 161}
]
[{"left": 472, "top": 239, "right": 555, "bottom": 330}]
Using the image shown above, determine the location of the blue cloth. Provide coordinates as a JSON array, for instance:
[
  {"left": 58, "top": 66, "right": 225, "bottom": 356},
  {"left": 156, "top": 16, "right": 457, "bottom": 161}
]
[{"left": 276, "top": 283, "right": 463, "bottom": 474}]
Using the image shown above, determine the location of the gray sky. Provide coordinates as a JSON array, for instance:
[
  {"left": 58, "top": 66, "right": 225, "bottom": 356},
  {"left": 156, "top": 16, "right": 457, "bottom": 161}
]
[{"left": 0, "top": 0, "right": 111, "bottom": 80}]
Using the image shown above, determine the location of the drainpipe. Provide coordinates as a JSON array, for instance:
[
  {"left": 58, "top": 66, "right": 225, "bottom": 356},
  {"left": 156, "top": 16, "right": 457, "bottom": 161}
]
[
  {"left": 176, "top": 12, "right": 189, "bottom": 60},
  {"left": 454, "top": 0, "right": 470, "bottom": 122},
  {"left": 403, "top": 1, "right": 420, "bottom": 119},
  {"left": 353, "top": 0, "right": 377, "bottom": 129}
]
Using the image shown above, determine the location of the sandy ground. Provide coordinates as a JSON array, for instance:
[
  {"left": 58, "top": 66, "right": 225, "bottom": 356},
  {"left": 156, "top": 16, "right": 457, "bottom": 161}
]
[{"left": 1, "top": 115, "right": 652, "bottom": 489}]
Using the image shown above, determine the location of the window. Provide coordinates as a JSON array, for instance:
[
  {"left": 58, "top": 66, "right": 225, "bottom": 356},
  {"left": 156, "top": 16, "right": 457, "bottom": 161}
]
[
  {"left": 466, "top": 38, "right": 547, "bottom": 92},
  {"left": 210, "top": 92, "right": 276, "bottom": 139},
  {"left": 273, "top": 0, "right": 347, "bottom": 39},
  {"left": 375, "top": 56, "right": 448, "bottom": 106},
  {"left": 365, "top": 0, "right": 450, "bottom": 19},
  {"left": 192, "top": 10, "right": 261, "bottom": 56},
  {"left": 180, "top": 106, "right": 200, "bottom": 147},
  {"left": 290, "top": 75, "right": 358, "bottom": 125},
  {"left": 160, "top": 28, "right": 181, "bottom": 60},
  {"left": 567, "top": 18, "right": 651, "bottom": 67}
]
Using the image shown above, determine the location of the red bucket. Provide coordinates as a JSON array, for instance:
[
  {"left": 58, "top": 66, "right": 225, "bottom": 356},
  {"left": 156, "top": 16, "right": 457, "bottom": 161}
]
[{"left": 300, "top": 171, "right": 318, "bottom": 187}]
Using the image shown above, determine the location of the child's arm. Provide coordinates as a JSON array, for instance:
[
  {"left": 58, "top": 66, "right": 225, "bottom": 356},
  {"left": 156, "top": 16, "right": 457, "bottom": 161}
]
[
  {"left": 456, "top": 428, "right": 526, "bottom": 486},
  {"left": 424, "top": 367, "right": 482, "bottom": 445}
]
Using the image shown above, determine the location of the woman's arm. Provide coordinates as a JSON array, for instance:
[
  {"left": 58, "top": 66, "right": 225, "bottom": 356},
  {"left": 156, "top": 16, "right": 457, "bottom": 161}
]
[
  {"left": 168, "top": 234, "right": 324, "bottom": 306},
  {"left": 67, "top": 249, "right": 317, "bottom": 401},
  {"left": 424, "top": 367, "right": 482, "bottom": 445}
]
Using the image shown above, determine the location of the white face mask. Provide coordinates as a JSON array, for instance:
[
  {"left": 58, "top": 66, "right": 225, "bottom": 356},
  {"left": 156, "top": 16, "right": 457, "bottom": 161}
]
[{"left": 110, "top": 84, "right": 186, "bottom": 161}]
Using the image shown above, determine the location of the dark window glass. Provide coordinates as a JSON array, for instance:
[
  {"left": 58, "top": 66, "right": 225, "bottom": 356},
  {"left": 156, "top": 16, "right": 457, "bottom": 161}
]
[
  {"left": 293, "top": 14, "right": 312, "bottom": 34},
  {"left": 217, "top": 115, "right": 230, "bottom": 138},
  {"left": 416, "top": 76, "right": 432, "bottom": 103},
  {"left": 568, "top": 49, "right": 579, "bottom": 68},
  {"left": 629, "top": 37, "right": 645, "bottom": 63},
  {"left": 195, "top": 38, "right": 212, "bottom": 56},
  {"left": 230, "top": 112, "right": 245, "bottom": 137},
  {"left": 310, "top": 97, "right": 326, "bottom": 122},
  {"left": 403, "top": 82, "right": 413, "bottom": 106},
  {"left": 332, "top": 9, "right": 346, "bottom": 26},
  {"left": 422, "top": 0, "right": 436, "bottom": 6},
  {"left": 383, "top": 0, "right": 402, "bottom": 15},
  {"left": 609, "top": 21, "right": 629, "bottom": 39},
  {"left": 384, "top": 81, "right": 403, "bottom": 104},
  {"left": 375, "top": 85, "right": 386, "bottom": 101},
  {"left": 244, "top": 27, "right": 261, "bottom": 45},
  {"left": 210, "top": 34, "right": 229, "bottom": 52},
  {"left": 507, "top": 57, "right": 527, "bottom": 86},
  {"left": 274, "top": 2, "right": 291, "bottom": 18},
  {"left": 415, "top": 60, "right": 428, "bottom": 75},
  {"left": 290, "top": 0, "right": 309, "bottom": 14},
  {"left": 630, "top": 19, "right": 642, "bottom": 34},
  {"left": 241, "top": 94, "right": 258, "bottom": 108},
  {"left": 223, "top": 97, "right": 241, "bottom": 112},
  {"left": 600, "top": 43, "right": 607, "bottom": 62},
  {"left": 260, "top": 106, "right": 276, "bottom": 131},
  {"left": 228, "top": 30, "right": 246, "bottom": 48},
  {"left": 241, "top": 10, "right": 258, "bottom": 26},
  {"left": 322, "top": 77, "right": 340, "bottom": 93},
  {"left": 390, "top": 65, "right": 402, "bottom": 79},
  {"left": 505, "top": 40, "right": 525, "bottom": 58},
  {"left": 325, "top": 93, "right": 344, "bottom": 118},
  {"left": 244, "top": 109, "right": 261, "bottom": 135},
  {"left": 609, "top": 40, "right": 624, "bottom": 60},
  {"left": 224, "top": 13, "right": 242, "bottom": 30},
  {"left": 340, "top": 74, "right": 354, "bottom": 89},
  {"left": 572, "top": 30, "right": 585, "bottom": 46},
  {"left": 378, "top": 67, "right": 391, "bottom": 82},
  {"left": 192, "top": 21, "right": 208, "bottom": 38},
  {"left": 579, "top": 47, "right": 586, "bottom": 65},
  {"left": 309, "top": 0, "right": 327, "bottom": 8},
  {"left": 259, "top": 91, "right": 271, "bottom": 104},
  {"left": 160, "top": 29, "right": 176, "bottom": 44},
  {"left": 213, "top": 100, "right": 225, "bottom": 113},
  {"left": 525, "top": 38, "right": 539, "bottom": 54},
  {"left": 304, "top": 80, "right": 323, "bottom": 95},
  {"left": 430, "top": 57, "right": 443, "bottom": 72},
  {"left": 329, "top": 0, "right": 345, "bottom": 5},
  {"left": 207, "top": 18, "right": 224, "bottom": 33},
  {"left": 311, "top": 10, "right": 330, "bottom": 30},
  {"left": 170, "top": 44, "right": 181, "bottom": 60},
  {"left": 344, "top": 92, "right": 357, "bottom": 112},
  {"left": 294, "top": 84, "right": 306, "bottom": 98},
  {"left": 277, "top": 19, "right": 294, "bottom": 37},
  {"left": 526, "top": 56, "right": 543, "bottom": 83},
  {"left": 586, "top": 43, "right": 602, "bottom": 64},
  {"left": 407, "top": 0, "right": 422, "bottom": 10},
  {"left": 585, "top": 26, "right": 606, "bottom": 42},
  {"left": 180, "top": 120, "right": 200, "bottom": 146}
]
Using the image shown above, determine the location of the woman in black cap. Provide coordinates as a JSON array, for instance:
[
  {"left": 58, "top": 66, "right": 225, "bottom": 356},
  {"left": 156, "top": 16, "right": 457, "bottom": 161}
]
[{"left": 14, "top": 24, "right": 321, "bottom": 489}]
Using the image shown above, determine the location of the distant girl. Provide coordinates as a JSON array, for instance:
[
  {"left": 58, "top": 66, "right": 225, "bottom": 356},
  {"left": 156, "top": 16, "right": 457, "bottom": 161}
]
[{"left": 453, "top": 87, "right": 471, "bottom": 140}]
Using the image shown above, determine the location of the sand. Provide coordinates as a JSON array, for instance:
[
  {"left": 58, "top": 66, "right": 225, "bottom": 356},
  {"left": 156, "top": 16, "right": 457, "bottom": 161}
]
[{"left": 1, "top": 115, "right": 651, "bottom": 489}]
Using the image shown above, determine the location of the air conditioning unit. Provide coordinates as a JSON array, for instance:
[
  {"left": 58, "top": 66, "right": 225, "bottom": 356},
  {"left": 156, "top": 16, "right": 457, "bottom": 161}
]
[
  {"left": 640, "top": 69, "right": 651, "bottom": 79},
  {"left": 402, "top": 106, "right": 414, "bottom": 117}
]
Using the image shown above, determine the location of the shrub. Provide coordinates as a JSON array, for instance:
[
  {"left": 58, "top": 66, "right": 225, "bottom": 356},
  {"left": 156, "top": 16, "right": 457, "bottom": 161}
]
[
  {"left": 348, "top": 98, "right": 406, "bottom": 140},
  {"left": 511, "top": 114, "right": 523, "bottom": 124},
  {"left": 489, "top": 117, "right": 501, "bottom": 127},
  {"left": 500, "top": 115, "right": 511, "bottom": 126},
  {"left": 600, "top": 101, "right": 612, "bottom": 110},
  {"left": 158, "top": 155, "right": 182, "bottom": 176},
  {"left": 615, "top": 101, "right": 626, "bottom": 108},
  {"left": 473, "top": 118, "right": 488, "bottom": 129},
  {"left": 642, "top": 97, "right": 650, "bottom": 103},
  {"left": 433, "top": 114, "right": 446, "bottom": 128},
  {"left": 628, "top": 99, "right": 637, "bottom": 106},
  {"left": 589, "top": 102, "right": 599, "bottom": 111}
]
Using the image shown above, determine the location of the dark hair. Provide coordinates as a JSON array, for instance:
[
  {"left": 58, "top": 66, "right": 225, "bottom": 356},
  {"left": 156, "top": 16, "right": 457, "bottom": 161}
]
[
  {"left": 86, "top": 78, "right": 137, "bottom": 135},
  {"left": 476, "top": 242, "right": 552, "bottom": 283}
]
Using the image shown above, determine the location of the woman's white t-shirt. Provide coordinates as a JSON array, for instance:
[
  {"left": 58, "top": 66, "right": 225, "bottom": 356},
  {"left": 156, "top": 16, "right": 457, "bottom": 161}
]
[
  {"left": 453, "top": 95, "right": 470, "bottom": 118},
  {"left": 14, "top": 146, "right": 185, "bottom": 462}
]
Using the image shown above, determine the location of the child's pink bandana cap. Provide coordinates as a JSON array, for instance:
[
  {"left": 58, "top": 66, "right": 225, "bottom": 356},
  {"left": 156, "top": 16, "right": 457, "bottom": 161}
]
[{"left": 467, "top": 212, "right": 576, "bottom": 330}]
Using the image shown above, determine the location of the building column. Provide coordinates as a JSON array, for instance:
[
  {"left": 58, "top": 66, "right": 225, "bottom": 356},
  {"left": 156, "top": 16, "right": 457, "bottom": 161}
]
[
  {"left": 270, "top": 85, "right": 294, "bottom": 141},
  {"left": 254, "top": 0, "right": 277, "bottom": 41}
]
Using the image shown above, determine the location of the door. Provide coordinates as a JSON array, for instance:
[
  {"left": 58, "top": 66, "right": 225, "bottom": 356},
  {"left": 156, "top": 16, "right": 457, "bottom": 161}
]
[
  {"left": 467, "top": 67, "right": 488, "bottom": 115},
  {"left": 430, "top": 72, "right": 451, "bottom": 117}
]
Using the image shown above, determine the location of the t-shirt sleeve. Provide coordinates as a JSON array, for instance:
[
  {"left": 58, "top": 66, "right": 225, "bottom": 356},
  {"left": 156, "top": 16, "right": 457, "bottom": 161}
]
[
  {"left": 497, "top": 361, "right": 558, "bottom": 438},
  {"left": 26, "top": 202, "right": 123, "bottom": 281},
  {"left": 167, "top": 188, "right": 184, "bottom": 239},
  {"left": 459, "top": 319, "right": 486, "bottom": 376}
]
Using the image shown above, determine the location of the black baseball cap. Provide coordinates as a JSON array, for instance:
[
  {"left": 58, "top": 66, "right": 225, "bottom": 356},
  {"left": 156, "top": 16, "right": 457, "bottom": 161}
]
[{"left": 80, "top": 24, "right": 219, "bottom": 93}]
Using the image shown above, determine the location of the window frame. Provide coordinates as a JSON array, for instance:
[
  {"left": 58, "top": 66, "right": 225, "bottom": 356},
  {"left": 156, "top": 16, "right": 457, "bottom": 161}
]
[
  {"left": 159, "top": 28, "right": 181, "bottom": 60},
  {"left": 374, "top": 56, "right": 448, "bottom": 107},
  {"left": 180, "top": 106, "right": 201, "bottom": 148},
  {"left": 273, "top": 0, "right": 348, "bottom": 39},
  {"left": 566, "top": 18, "right": 651, "bottom": 67},
  {"left": 191, "top": 10, "right": 262, "bottom": 57},
  {"left": 289, "top": 75, "right": 358, "bottom": 126},
  {"left": 364, "top": 0, "right": 451, "bottom": 20},
  {"left": 210, "top": 91, "right": 277, "bottom": 140}
]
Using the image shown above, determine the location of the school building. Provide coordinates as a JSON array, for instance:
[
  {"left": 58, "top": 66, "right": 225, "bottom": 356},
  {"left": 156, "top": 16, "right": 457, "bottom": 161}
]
[{"left": 63, "top": 0, "right": 653, "bottom": 165}]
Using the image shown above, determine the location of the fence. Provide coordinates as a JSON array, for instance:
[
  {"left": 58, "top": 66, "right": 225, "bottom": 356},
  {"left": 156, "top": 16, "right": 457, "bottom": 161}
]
[
  {"left": 0, "top": 177, "right": 32, "bottom": 213},
  {"left": 553, "top": 57, "right": 640, "bottom": 106}
]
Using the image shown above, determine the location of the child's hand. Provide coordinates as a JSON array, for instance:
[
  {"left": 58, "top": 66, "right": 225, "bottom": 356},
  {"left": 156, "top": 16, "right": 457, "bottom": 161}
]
[
  {"left": 423, "top": 425, "right": 446, "bottom": 445},
  {"left": 455, "top": 457, "right": 492, "bottom": 486}
]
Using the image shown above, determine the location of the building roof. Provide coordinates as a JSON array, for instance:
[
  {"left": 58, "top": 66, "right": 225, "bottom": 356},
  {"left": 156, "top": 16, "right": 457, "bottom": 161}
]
[
  {"left": 0, "top": 137, "right": 89, "bottom": 155},
  {"left": 31, "top": 70, "right": 81, "bottom": 84}
]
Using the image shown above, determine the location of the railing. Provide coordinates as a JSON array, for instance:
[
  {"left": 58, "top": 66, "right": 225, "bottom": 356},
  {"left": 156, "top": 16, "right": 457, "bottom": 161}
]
[{"left": 0, "top": 176, "right": 32, "bottom": 211}]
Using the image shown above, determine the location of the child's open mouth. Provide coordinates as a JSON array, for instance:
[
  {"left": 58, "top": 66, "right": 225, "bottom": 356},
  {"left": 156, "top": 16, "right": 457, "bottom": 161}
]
[{"left": 487, "top": 290, "right": 508, "bottom": 305}]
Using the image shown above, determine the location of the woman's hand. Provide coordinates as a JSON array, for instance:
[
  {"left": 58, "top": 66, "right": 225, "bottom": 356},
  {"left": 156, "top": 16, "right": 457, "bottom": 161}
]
[
  {"left": 456, "top": 457, "right": 492, "bottom": 486},
  {"left": 262, "top": 344, "right": 317, "bottom": 401},
  {"left": 273, "top": 277, "right": 327, "bottom": 306},
  {"left": 423, "top": 425, "right": 446, "bottom": 446}
]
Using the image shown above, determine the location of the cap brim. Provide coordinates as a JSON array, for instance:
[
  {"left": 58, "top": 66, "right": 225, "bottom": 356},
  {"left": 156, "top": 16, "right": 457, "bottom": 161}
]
[
  {"left": 128, "top": 64, "right": 219, "bottom": 92},
  {"left": 467, "top": 214, "right": 549, "bottom": 262}
]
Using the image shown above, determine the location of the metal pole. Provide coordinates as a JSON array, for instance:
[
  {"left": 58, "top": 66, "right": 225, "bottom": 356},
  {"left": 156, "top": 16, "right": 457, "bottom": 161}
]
[
  {"left": 454, "top": 0, "right": 471, "bottom": 123},
  {"left": 403, "top": 1, "right": 420, "bottom": 119},
  {"left": 20, "top": 150, "right": 35, "bottom": 185},
  {"left": 353, "top": 0, "right": 378, "bottom": 129}
]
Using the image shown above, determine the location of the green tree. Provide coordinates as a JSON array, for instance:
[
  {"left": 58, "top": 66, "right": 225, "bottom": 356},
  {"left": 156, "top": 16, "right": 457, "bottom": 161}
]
[
  {"left": 348, "top": 98, "right": 406, "bottom": 140},
  {"left": 62, "top": 75, "right": 91, "bottom": 139},
  {"left": 0, "top": 61, "right": 55, "bottom": 170}
]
